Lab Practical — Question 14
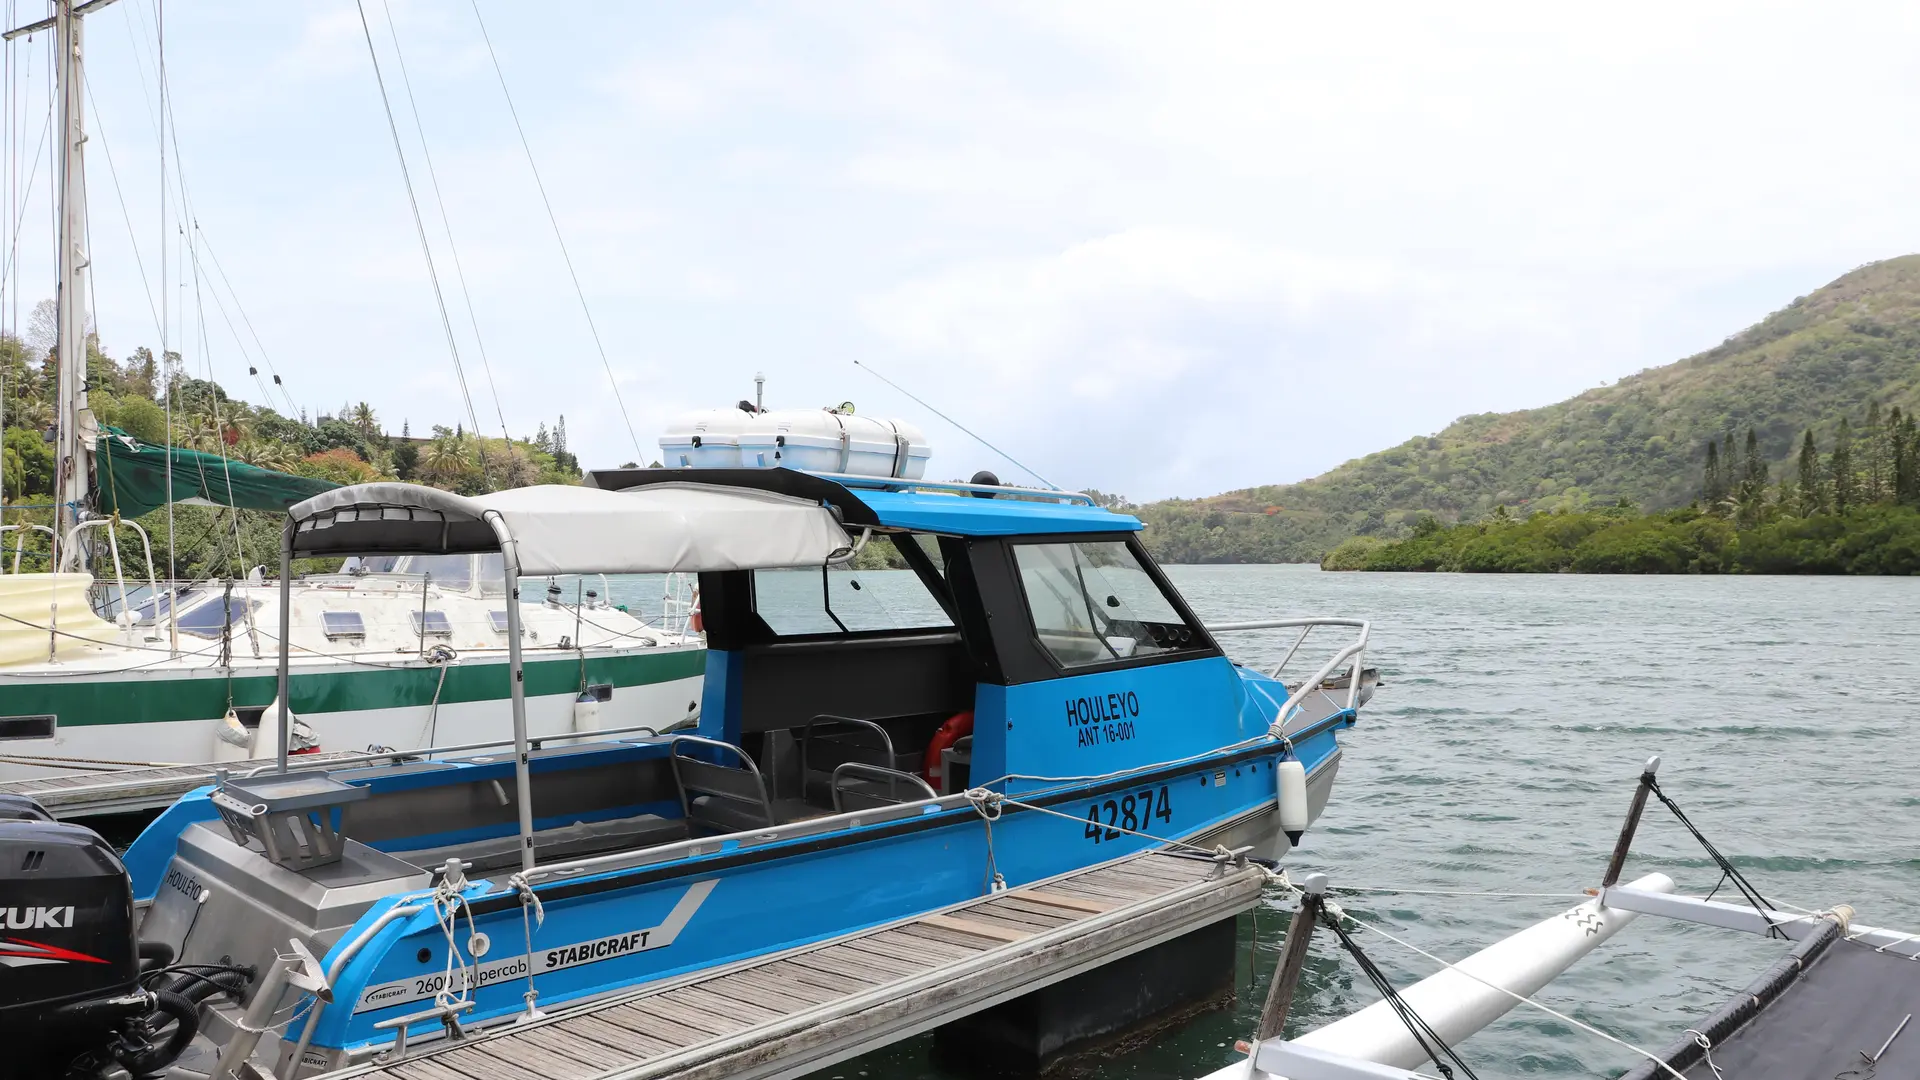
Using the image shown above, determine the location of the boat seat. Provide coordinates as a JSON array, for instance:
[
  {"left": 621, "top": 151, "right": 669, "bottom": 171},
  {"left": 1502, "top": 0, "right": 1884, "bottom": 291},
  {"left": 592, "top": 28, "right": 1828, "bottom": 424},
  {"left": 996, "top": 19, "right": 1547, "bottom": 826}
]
[
  {"left": 389, "top": 812, "right": 687, "bottom": 875},
  {"left": 670, "top": 735, "right": 780, "bottom": 836}
]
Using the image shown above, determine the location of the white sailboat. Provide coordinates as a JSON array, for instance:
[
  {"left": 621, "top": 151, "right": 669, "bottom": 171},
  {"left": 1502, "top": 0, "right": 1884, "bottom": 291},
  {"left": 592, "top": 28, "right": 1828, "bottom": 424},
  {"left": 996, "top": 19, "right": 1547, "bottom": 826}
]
[{"left": 0, "top": 1, "right": 705, "bottom": 782}]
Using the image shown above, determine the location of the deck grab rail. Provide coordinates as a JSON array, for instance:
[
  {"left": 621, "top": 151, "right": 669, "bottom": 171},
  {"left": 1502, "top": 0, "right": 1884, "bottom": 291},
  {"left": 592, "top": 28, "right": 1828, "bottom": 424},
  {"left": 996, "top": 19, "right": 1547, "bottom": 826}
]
[{"left": 1207, "top": 617, "right": 1371, "bottom": 732}]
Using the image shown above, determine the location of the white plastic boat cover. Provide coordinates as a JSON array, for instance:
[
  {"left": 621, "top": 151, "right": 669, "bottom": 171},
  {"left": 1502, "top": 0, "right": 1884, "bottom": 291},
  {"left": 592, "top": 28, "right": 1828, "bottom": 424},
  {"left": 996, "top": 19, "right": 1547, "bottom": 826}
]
[{"left": 286, "top": 482, "right": 854, "bottom": 574}]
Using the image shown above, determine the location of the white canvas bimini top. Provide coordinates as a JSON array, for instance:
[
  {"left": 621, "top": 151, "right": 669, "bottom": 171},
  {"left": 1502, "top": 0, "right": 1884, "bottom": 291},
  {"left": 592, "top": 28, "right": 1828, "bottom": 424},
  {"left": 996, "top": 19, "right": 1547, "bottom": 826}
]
[{"left": 287, "top": 482, "right": 854, "bottom": 575}]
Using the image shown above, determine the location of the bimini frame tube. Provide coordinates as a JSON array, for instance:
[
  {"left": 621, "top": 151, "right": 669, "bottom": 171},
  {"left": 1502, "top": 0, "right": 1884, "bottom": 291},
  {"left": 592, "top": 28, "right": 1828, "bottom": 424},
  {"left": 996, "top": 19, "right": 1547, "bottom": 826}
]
[
  {"left": 483, "top": 509, "right": 537, "bottom": 874},
  {"left": 276, "top": 520, "right": 294, "bottom": 773}
]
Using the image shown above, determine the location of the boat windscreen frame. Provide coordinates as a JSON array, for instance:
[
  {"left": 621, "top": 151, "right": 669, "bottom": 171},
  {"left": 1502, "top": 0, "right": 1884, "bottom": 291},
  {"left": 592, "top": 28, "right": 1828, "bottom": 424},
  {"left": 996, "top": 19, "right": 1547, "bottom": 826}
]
[{"left": 963, "top": 530, "right": 1222, "bottom": 686}]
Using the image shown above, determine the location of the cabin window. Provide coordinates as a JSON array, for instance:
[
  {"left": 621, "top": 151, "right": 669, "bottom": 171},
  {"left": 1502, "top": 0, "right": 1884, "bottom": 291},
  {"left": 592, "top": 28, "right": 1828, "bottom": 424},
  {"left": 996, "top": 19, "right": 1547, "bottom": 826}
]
[
  {"left": 0, "top": 715, "right": 55, "bottom": 741},
  {"left": 321, "top": 611, "right": 367, "bottom": 639},
  {"left": 488, "top": 610, "right": 512, "bottom": 634},
  {"left": 1012, "top": 541, "right": 1201, "bottom": 669},
  {"left": 751, "top": 535, "right": 953, "bottom": 636},
  {"left": 410, "top": 610, "right": 454, "bottom": 637},
  {"left": 404, "top": 554, "right": 473, "bottom": 592},
  {"left": 176, "top": 596, "right": 261, "bottom": 639}
]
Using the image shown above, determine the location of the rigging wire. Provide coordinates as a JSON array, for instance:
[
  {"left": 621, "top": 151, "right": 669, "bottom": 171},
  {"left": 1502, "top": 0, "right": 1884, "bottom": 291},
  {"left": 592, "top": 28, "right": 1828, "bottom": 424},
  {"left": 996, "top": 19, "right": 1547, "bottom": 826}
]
[
  {"left": 353, "top": 0, "right": 492, "bottom": 488},
  {"left": 467, "top": 0, "right": 643, "bottom": 461},
  {"left": 81, "top": 75, "right": 160, "bottom": 338},
  {"left": 117, "top": 0, "right": 299, "bottom": 422},
  {"left": 853, "top": 358, "right": 1059, "bottom": 489},
  {"left": 378, "top": 0, "right": 510, "bottom": 449}
]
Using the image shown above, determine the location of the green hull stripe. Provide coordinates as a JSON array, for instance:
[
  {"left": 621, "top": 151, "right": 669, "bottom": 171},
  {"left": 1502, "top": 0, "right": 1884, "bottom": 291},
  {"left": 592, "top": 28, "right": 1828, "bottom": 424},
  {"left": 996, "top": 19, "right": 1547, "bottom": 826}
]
[{"left": 9, "top": 649, "right": 706, "bottom": 728}]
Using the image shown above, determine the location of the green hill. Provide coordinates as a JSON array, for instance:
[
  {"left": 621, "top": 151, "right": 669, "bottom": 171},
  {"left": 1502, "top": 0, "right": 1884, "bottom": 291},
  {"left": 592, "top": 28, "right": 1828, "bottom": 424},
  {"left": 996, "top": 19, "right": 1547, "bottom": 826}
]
[{"left": 1138, "top": 255, "right": 1920, "bottom": 562}]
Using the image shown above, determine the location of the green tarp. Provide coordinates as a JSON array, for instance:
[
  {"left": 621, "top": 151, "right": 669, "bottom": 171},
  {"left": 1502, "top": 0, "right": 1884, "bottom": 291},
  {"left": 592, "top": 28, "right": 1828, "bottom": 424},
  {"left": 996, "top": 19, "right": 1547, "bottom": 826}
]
[{"left": 95, "top": 427, "right": 338, "bottom": 518}]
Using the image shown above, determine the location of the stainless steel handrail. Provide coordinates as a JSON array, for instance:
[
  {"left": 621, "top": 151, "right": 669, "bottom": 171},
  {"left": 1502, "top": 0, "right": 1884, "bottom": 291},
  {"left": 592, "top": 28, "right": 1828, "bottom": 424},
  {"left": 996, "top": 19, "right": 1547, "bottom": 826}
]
[
  {"left": 1207, "top": 616, "right": 1372, "bottom": 722},
  {"left": 829, "top": 762, "right": 937, "bottom": 812},
  {"left": 237, "top": 722, "right": 669, "bottom": 778}
]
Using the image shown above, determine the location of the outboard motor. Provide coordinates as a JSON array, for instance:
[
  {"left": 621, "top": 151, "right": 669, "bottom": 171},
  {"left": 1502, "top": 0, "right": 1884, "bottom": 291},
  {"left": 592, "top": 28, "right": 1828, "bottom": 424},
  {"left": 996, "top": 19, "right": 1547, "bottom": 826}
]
[{"left": 0, "top": 798, "right": 205, "bottom": 1079}]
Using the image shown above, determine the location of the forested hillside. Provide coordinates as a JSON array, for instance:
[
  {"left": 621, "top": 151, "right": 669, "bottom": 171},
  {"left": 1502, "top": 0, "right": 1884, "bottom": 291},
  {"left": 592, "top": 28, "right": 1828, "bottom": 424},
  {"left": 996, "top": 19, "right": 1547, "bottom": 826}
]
[
  {"left": 1137, "top": 255, "right": 1920, "bottom": 563},
  {"left": 2, "top": 301, "right": 579, "bottom": 578}
]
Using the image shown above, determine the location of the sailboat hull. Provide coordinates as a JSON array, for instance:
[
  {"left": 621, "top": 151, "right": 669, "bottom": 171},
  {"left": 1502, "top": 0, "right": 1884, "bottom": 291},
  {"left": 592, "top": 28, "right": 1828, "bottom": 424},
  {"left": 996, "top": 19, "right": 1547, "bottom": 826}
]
[{"left": 0, "top": 645, "right": 704, "bottom": 781}]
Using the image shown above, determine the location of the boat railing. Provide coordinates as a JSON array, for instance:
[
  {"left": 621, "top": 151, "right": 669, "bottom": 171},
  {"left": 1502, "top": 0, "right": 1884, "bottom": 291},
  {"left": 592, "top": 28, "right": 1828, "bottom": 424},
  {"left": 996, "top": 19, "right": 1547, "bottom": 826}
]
[
  {"left": 1206, "top": 617, "right": 1371, "bottom": 721},
  {"left": 235, "top": 720, "right": 679, "bottom": 779},
  {"left": 59, "top": 519, "right": 162, "bottom": 642},
  {"left": 3, "top": 523, "right": 54, "bottom": 573}
]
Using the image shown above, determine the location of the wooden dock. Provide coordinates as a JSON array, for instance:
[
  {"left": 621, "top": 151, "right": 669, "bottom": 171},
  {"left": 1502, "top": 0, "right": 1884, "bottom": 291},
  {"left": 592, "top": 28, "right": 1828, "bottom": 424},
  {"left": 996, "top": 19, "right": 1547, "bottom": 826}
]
[
  {"left": 324, "top": 850, "right": 1267, "bottom": 1080},
  {"left": 0, "top": 753, "right": 362, "bottom": 818}
]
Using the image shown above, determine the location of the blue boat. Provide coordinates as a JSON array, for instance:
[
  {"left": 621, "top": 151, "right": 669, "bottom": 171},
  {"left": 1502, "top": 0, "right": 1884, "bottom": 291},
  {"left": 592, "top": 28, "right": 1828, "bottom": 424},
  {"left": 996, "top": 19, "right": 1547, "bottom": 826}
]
[{"left": 2, "top": 467, "right": 1369, "bottom": 1079}]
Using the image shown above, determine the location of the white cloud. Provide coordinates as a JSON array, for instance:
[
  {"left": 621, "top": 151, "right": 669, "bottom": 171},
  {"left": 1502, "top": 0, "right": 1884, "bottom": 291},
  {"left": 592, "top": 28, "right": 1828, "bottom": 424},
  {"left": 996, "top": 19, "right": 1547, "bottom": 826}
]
[{"left": 37, "top": 1, "right": 1920, "bottom": 499}]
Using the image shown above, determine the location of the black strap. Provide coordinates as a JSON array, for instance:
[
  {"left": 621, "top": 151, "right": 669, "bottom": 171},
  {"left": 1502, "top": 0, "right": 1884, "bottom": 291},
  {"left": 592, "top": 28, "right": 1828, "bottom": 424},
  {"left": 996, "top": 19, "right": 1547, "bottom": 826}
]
[
  {"left": 1648, "top": 778, "right": 1784, "bottom": 938},
  {"left": 1320, "top": 910, "right": 1482, "bottom": 1080}
]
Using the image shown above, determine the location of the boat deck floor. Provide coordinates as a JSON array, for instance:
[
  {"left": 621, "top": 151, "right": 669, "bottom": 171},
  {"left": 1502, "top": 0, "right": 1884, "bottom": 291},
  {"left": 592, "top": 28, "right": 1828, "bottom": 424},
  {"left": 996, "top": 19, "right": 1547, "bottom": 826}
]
[
  {"left": 0, "top": 752, "right": 364, "bottom": 817},
  {"left": 325, "top": 850, "right": 1266, "bottom": 1080}
]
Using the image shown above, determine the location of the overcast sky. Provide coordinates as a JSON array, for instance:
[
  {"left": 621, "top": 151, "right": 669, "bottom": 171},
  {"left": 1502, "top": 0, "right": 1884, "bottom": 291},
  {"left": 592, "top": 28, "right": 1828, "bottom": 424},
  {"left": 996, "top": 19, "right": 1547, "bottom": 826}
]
[{"left": 10, "top": 2, "right": 1919, "bottom": 499}]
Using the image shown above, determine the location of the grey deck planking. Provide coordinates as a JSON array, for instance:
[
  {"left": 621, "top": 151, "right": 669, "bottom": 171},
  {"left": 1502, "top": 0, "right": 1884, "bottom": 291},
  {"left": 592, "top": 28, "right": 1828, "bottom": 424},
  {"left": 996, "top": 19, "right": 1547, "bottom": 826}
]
[
  {"left": 564, "top": 1013, "right": 685, "bottom": 1059},
  {"left": 331, "top": 851, "right": 1261, "bottom": 1080}
]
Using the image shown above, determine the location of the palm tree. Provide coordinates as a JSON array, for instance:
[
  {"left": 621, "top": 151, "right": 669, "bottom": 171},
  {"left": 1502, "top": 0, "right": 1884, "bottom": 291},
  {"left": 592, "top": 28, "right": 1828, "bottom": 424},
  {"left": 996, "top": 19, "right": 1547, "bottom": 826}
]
[{"left": 350, "top": 402, "right": 379, "bottom": 440}]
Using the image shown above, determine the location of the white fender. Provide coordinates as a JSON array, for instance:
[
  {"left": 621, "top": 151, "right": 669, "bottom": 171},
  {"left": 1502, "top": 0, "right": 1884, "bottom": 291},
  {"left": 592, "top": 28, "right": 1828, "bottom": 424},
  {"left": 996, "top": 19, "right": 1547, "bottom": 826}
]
[
  {"left": 572, "top": 691, "right": 602, "bottom": 733},
  {"left": 1296, "top": 872, "right": 1677, "bottom": 1070},
  {"left": 209, "top": 708, "right": 253, "bottom": 763},
  {"left": 1277, "top": 759, "right": 1309, "bottom": 846},
  {"left": 247, "top": 699, "right": 317, "bottom": 759}
]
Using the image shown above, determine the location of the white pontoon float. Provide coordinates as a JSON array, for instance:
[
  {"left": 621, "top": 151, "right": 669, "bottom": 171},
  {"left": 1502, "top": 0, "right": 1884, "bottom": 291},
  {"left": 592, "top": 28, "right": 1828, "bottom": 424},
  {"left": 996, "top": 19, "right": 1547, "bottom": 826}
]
[{"left": 1211, "top": 756, "right": 1920, "bottom": 1080}]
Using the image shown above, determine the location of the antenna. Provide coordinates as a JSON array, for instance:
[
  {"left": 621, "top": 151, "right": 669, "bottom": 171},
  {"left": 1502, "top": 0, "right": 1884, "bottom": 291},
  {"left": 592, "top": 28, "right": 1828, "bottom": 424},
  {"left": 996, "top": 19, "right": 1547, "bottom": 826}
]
[
  {"left": 852, "top": 359, "right": 1058, "bottom": 489},
  {"left": 754, "top": 372, "right": 765, "bottom": 413}
]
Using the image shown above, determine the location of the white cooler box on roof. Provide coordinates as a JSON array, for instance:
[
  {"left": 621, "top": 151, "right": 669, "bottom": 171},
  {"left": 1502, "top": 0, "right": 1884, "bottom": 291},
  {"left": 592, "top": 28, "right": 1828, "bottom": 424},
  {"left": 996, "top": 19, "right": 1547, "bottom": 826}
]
[
  {"left": 659, "top": 408, "right": 755, "bottom": 468},
  {"left": 736, "top": 410, "right": 930, "bottom": 479}
]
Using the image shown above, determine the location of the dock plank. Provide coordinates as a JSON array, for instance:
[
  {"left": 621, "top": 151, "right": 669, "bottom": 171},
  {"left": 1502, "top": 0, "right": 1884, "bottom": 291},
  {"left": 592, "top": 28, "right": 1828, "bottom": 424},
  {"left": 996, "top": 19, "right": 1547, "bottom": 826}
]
[
  {"left": 513, "top": 1023, "right": 643, "bottom": 1071},
  {"left": 917, "top": 912, "right": 1031, "bottom": 944},
  {"left": 753, "top": 957, "right": 879, "bottom": 995},
  {"left": 887, "top": 921, "right": 1005, "bottom": 954},
  {"left": 381, "top": 1058, "right": 474, "bottom": 1080},
  {"left": 807, "top": 942, "right": 926, "bottom": 979},
  {"left": 459, "top": 1032, "right": 600, "bottom": 1080},
  {"left": 700, "top": 969, "right": 839, "bottom": 1010},
  {"left": 591, "top": 1002, "right": 716, "bottom": 1049},
  {"left": 427, "top": 1047, "right": 553, "bottom": 1080},
  {"left": 632, "top": 993, "right": 751, "bottom": 1038},
  {"left": 555, "top": 1013, "right": 682, "bottom": 1059},
  {"left": 1009, "top": 889, "right": 1115, "bottom": 915},
  {"left": 855, "top": 927, "right": 980, "bottom": 964},
  {"left": 669, "top": 984, "right": 789, "bottom": 1025},
  {"left": 783, "top": 948, "right": 912, "bottom": 985}
]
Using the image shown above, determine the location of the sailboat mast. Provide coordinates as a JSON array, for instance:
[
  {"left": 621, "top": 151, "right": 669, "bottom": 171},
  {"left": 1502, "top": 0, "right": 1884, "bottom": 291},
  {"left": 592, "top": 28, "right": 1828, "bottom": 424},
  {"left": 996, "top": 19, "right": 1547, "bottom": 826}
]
[{"left": 51, "top": 0, "right": 91, "bottom": 537}]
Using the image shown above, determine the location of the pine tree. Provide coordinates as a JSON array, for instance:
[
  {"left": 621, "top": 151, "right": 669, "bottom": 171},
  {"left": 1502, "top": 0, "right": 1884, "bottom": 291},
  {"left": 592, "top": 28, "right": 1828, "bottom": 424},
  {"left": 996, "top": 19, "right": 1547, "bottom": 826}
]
[
  {"left": 1892, "top": 407, "right": 1911, "bottom": 506},
  {"left": 1742, "top": 427, "right": 1767, "bottom": 498},
  {"left": 1895, "top": 409, "right": 1919, "bottom": 506},
  {"left": 555, "top": 415, "right": 567, "bottom": 456},
  {"left": 1830, "top": 419, "right": 1855, "bottom": 513},
  {"left": 1797, "top": 430, "right": 1823, "bottom": 515},
  {"left": 1863, "top": 400, "right": 1886, "bottom": 503},
  {"left": 1703, "top": 440, "right": 1725, "bottom": 508}
]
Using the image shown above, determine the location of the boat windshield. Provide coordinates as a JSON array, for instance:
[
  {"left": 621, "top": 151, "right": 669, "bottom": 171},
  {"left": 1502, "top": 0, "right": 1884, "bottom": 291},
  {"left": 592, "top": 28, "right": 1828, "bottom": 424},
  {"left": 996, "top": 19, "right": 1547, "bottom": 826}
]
[
  {"left": 1012, "top": 540, "right": 1201, "bottom": 668},
  {"left": 752, "top": 536, "right": 951, "bottom": 635}
]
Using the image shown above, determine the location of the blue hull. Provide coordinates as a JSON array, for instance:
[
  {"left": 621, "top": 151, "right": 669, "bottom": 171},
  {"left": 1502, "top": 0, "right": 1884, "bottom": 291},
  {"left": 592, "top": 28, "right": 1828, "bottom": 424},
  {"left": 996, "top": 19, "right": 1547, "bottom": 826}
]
[{"left": 289, "top": 725, "right": 1340, "bottom": 1055}]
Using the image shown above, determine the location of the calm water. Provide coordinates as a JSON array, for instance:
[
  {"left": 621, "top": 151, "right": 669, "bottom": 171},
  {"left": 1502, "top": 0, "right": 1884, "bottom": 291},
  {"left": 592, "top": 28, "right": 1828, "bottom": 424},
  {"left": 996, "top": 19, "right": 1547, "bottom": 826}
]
[{"left": 794, "top": 566, "right": 1920, "bottom": 1080}]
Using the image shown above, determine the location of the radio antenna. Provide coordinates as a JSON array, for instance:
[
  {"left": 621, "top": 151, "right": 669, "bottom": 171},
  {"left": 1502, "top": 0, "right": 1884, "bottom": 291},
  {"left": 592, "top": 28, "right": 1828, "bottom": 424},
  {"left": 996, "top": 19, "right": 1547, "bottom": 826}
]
[{"left": 853, "top": 360, "right": 1058, "bottom": 489}]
